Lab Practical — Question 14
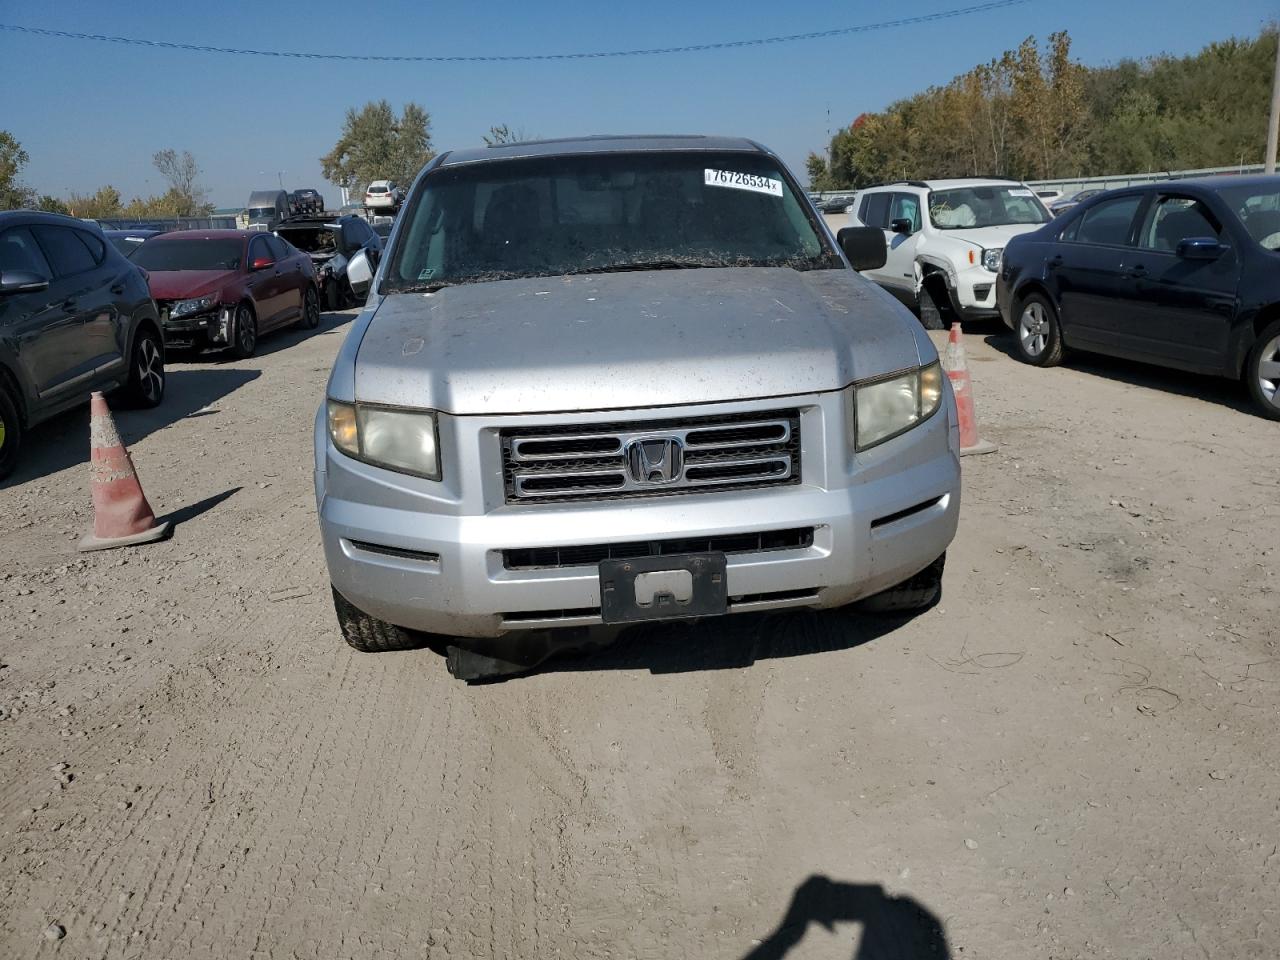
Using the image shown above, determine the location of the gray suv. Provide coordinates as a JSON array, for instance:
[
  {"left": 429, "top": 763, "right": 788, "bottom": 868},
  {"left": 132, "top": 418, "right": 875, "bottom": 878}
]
[
  {"left": 0, "top": 211, "right": 165, "bottom": 481},
  {"left": 315, "top": 136, "right": 961, "bottom": 677}
]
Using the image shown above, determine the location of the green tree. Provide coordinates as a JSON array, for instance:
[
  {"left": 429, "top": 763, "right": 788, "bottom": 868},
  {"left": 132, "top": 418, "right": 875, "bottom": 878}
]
[
  {"left": 0, "top": 130, "right": 34, "bottom": 210},
  {"left": 67, "top": 185, "right": 123, "bottom": 219},
  {"left": 151, "top": 149, "right": 212, "bottom": 215},
  {"left": 483, "top": 124, "right": 535, "bottom": 146},
  {"left": 36, "top": 195, "right": 70, "bottom": 215},
  {"left": 321, "top": 101, "right": 435, "bottom": 196}
]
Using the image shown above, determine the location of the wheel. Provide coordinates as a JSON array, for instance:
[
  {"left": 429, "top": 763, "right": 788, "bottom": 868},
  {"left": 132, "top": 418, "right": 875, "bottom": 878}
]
[
  {"left": 917, "top": 283, "right": 947, "bottom": 330},
  {"left": 324, "top": 279, "right": 341, "bottom": 312},
  {"left": 230, "top": 303, "right": 258, "bottom": 359},
  {"left": 856, "top": 553, "right": 945, "bottom": 614},
  {"left": 0, "top": 382, "right": 22, "bottom": 483},
  {"left": 301, "top": 285, "right": 321, "bottom": 329},
  {"left": 1245, "top": 319, "right": 1280, "bottom": 421},
  {"left": 1013, "top": 293, "right": 1065, "bottom": 367},
  {"left": 331, "top": 587, "right": 431, "bottom": 653},
  {"left": 123, "top": 325, "right": 165, "bottom": 408}
]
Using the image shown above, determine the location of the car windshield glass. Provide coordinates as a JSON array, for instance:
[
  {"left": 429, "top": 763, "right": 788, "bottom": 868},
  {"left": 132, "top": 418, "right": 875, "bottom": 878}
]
[
  {"left": 928, "top": 186, "right": 1051, "bottom": 229},
  {"left": 387, "top": 151, "right": 835, "bottom": 290},
  {"left": 132, "top": 238, "right": 243, "bottom": 271},
  {"left": 247, "top": 207, "right": 275, "bottom": 219},
  {"left": 1216, "top": 185, "right": 1280, "bottom": 251},
  {"left": 108, "top": 236, "right": 147, "bottom": 258}
]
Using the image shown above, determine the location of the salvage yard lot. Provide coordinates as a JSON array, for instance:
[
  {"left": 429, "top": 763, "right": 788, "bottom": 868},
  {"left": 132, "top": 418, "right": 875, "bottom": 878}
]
[{"left": 0, "top": 310, "right": 1276, "bottom": 958}]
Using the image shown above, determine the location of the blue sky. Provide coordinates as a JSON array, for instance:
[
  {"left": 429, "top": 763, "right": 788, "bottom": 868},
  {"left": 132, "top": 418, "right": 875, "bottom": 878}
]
[{"left": 1, "top": 0, "right": 1275, "bottom": 206}]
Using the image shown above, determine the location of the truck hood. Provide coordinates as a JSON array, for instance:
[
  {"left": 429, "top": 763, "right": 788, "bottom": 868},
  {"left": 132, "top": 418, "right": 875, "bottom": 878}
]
[
  {"left": 353, "top": 268, "right": 924, "bottom": 415},
  {"left": 936, "top": 223, "right": 1045, "bottom": 250},
  {"left": 147, "top": 269, "right": 237, "bottom": 301}
]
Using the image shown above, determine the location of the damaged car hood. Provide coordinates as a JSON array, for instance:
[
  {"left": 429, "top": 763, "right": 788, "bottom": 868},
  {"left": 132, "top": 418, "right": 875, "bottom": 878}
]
[
  {"left": 354, "top": 268, "right": 926, "bottom": 415},
  {"left": 147, "top": 269, "right": 238, "bottom": 301}
]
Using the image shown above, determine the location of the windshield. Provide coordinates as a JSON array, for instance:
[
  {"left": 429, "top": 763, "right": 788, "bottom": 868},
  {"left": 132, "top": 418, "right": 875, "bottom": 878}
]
[
  {"left": 132, "top": 238, "right": 243, "bottom": 271},
  {"left": 1215, "top": 185, "right": 1280, "bottom": 251},
  {"left": 386, "top": 152, "right": 834, "bottom": 290},
  {"left": 247, "top": 207, "right": 275, "bottom": 220},
  {"left": 928, "top": 185, "right": 1051, "bottom": 230},
  {"left": 108, "top": 236, "right": 147, "bottom": 258}
]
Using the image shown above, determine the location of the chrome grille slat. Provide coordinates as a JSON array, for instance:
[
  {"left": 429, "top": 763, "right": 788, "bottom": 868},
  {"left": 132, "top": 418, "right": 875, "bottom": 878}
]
[{"left": 501, "top": 409, "right": 801, "bottom": 504}]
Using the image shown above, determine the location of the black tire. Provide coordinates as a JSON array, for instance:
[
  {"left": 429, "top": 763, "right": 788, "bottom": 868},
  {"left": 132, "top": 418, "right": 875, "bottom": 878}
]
[
  {"left": 856, "top": 553, "right": 945, "bottom": 614},
  {"left": 1244, "top": 318, "right": 1280, "bottom": 421},
  {"left": 331, "top": 587, "right": 431, "bottom": 653},
  {"left": 324, "top": 279, "right": 341, "bottom": 312},
  {"left": 0, "top": 382, "right": 23, "bottom": 483},
  {"left": 917, "top": 283, "right": 947, "bottom": 330},
  {"left": 230, "top": 302, "right": 258, "bottom": 359},
  {"left": 301, "top": 285, "right": 321, "bottom": 330},
  {"left": 122, "top": 324, "right": 165, "bottom": 408},
  {"left": 1012, "top": 292, "right": 1065, "bottom": 367}
]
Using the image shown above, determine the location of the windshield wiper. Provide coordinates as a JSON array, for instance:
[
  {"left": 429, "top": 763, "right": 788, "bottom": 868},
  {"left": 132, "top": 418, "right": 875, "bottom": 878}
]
[{"left": 394, "top": 281, "right": 453, "bottom": 294}]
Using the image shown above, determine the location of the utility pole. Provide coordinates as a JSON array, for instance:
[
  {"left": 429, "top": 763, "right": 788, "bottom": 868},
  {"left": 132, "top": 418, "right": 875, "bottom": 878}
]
[{"left": 1267, "top": 32, "right": 1280, "bottom": 174}]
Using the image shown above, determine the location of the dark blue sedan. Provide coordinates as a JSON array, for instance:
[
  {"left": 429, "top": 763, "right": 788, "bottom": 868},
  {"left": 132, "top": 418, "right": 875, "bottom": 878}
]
[{"left": 996, "top": 175, "right": 1280, "bottom": 419}]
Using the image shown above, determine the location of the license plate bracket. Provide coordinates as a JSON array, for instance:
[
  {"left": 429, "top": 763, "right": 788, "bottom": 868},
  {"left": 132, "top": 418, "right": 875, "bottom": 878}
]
[{"left": 599, "top": 552, "right": 727, "bottom": 624}]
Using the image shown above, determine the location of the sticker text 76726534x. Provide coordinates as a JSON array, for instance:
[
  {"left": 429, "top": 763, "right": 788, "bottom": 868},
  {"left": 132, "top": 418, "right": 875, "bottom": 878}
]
[{"left": 704, "top": 169, "right": 784, "bottom": 198}]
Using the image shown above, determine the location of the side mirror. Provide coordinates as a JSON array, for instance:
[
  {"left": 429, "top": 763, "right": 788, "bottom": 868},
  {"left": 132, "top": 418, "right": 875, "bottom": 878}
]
[
  {"left": 1175, "top": 237, "right": 1228, "bottom": 260},
  {"left": 837, "top": 226, "right": 888, "bottom": 271},
  {"left": 250, "top": 256, "right": 274, "bottom": 271},
  {"left": 889, "top": 218, "right": 913, "bottom": 236},
  {"left": 347, "top": 249, "right": 374, "bottom": 298},
  {"left": 0, "top": 270, "right": 50, "bottom": 294}
]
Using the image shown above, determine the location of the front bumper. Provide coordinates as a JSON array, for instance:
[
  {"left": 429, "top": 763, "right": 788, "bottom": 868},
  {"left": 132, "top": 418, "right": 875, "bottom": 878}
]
[
  {"left": 315, "top": 389, "right": 962, "bottom": 641},
  {"left": 950, "top": 265, "right": 1001, "bottom": 321},
  {"left": 160, "top": 305, "right": 232, "bottom": 348}
]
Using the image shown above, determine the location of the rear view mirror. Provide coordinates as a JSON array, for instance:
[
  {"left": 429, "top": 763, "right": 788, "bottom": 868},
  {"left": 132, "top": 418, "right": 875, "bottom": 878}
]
[
  {"left": 0, "top": 270, "right": 50, "bottom": 294},
  {"left": 347, "top": 249, "right": 374, "bottom": 298},
  {"left": 889, "top": 218, "right": 913, "bottom": 236},
  {"left": 1175, "top": 237, "right": 1228, "bottom": 260},
  {"left": 837, "top": 226, "right": 888, "bottom": 271}
]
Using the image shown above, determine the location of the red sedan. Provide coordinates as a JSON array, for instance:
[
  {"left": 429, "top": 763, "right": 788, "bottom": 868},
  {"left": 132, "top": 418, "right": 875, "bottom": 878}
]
[{"left": 132, "top": 230, "right": 320, "bottom": 358}]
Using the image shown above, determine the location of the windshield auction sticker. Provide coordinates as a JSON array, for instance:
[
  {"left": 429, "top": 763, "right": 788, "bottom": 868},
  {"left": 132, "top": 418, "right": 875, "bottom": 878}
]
[{"left": 704, "top": 169, "right": 783, "bottom": 197}]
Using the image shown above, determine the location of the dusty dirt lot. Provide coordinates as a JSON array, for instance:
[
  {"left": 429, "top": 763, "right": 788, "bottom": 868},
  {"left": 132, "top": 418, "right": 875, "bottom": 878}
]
[{"left": 1, "top": 309, "right": 1277, "bottom": 959}]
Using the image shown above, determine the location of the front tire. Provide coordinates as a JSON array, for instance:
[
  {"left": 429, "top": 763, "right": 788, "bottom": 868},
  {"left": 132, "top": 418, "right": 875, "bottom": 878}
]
[
  {"left": 123, "top": 325, "right": 165, "bottom": 408},
  {"left": 0, "top": 382, "right": 23, "bottom": 483},
  {"left": 230, "top": 303, "right": 258, "bottom": 359},
  {"left": 332, "top": 587, "right": 431, "bottom": 653},
  {"left": 917, "top": 283, "right": 947, "bottom": 330},
  {"left": 1245, "top": 319, "right": 1280, "bottom": 421},
  {"left": 301, "top": 286, "right": 321, "bottom": 330},
  {"left": 856, "top": 553, "right": 945, "bottom": 613},
  {"left": 1013, "top": 293, "right": 1065, "bottom": 367}
]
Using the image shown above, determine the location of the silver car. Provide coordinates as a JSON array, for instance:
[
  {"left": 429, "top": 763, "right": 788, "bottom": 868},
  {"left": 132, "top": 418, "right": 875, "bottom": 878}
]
[{"left": 315, "top": 135, "right": 961, "bottom": 678}]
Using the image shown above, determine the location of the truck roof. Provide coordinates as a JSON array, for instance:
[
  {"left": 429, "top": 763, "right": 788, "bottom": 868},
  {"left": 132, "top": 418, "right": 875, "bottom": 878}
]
[{"left": 438, "top": 134, "right": 769, "bottom": 167}]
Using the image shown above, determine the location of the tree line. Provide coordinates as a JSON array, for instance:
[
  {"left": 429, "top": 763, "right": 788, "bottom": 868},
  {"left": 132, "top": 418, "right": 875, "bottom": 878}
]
[{"left": 807, "top": 28, "right": 1279, "bottom": 190}]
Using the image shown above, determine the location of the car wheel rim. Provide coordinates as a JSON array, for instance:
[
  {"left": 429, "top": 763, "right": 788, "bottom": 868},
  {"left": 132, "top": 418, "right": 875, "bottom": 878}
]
[
  {"left": 0, "top": 413, "right": 7, "bottom": 452},
  {"left": 238, "top": 308, "right": 256, "bottom": 352},
  {"left": 1019, "top": 303, "right": 1049, "bottom": 356},
  {"left": 1258, "top": 334, "right": 1280, "bottom": 407},
  {"left": 137, "top": 337, "right": 164, "bottom": 402}
]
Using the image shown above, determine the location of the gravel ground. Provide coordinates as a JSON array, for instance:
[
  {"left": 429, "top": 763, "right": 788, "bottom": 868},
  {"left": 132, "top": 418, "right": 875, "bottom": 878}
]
[{"left": 0, "top": 307, "right": 1276, "bottom": 959}]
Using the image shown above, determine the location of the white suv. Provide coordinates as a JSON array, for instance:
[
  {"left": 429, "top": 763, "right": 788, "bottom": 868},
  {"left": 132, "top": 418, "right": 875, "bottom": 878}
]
[{"left": 846, "top": 178, "right": 1052, "bottom": 328}]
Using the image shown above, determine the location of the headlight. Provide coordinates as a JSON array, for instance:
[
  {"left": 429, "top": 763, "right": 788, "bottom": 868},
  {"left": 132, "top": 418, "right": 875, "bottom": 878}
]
[
  {"left": 326, "top": 400, "right": 440, "bottom": 479},
  {"left": 981, "top": 248, "right": 1003, "bottom": 272},
  {"left": 853, "top": 361, "right": 944, "bottom": 451},
  {"left": 171, "top": 294, "right": 217, "bottom": 317}
]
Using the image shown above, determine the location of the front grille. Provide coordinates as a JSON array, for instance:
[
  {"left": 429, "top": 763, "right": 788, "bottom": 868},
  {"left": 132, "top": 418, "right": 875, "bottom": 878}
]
[
  {"left": 501, "top": 409, "right": 802, "bottom": 503},
  {"left": 503, "top": 527, "right": 815, "bottom": 570}
]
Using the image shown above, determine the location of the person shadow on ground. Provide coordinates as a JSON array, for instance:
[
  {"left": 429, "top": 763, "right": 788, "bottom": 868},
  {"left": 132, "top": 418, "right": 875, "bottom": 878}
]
[{"left": 741, "top": 875, "right": 951, "bottom": 960}]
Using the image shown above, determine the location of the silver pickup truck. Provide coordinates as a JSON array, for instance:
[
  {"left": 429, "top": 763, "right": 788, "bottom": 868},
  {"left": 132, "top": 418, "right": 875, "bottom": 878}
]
[{"left": 314, "top": 135, "right": 961, "bottom": 678}]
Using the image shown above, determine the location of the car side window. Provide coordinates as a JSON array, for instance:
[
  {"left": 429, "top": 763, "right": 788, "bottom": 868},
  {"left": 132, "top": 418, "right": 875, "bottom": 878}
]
[
  {"left": 248, "top": 236, "right": 269, "bottom": 264},
  {"left": 862, "top": 193, "right": 891, "bottom": 229},
  {"left": 1073, "top": 195, "right": 1144, "bottom": 247},
  {"left": 1137, "top": 196, "right": 1222, "bottom": 252},
  {"left": 265, "top": 235, "right": 291, "bottom": 260},
  {"left": 0, "top": 226, "right": 54, "bottom": 278},
  {"left": 890, "top": 193, "right": 922, "bottom": 232},
  {"left": 30, "top": 225, "right": 98, "bottom": 277},
  {"left": 77, "top": 229, "right": 107, "bottom": 264}
]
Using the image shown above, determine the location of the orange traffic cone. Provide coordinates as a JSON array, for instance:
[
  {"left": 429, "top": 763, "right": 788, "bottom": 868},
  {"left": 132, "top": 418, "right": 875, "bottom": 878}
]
[
  {"left": 78, "top": 392, "right": 172, "bottom": 552},
  {"left": 943, "top": 323, "right": 997, "bottom": 457}
]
